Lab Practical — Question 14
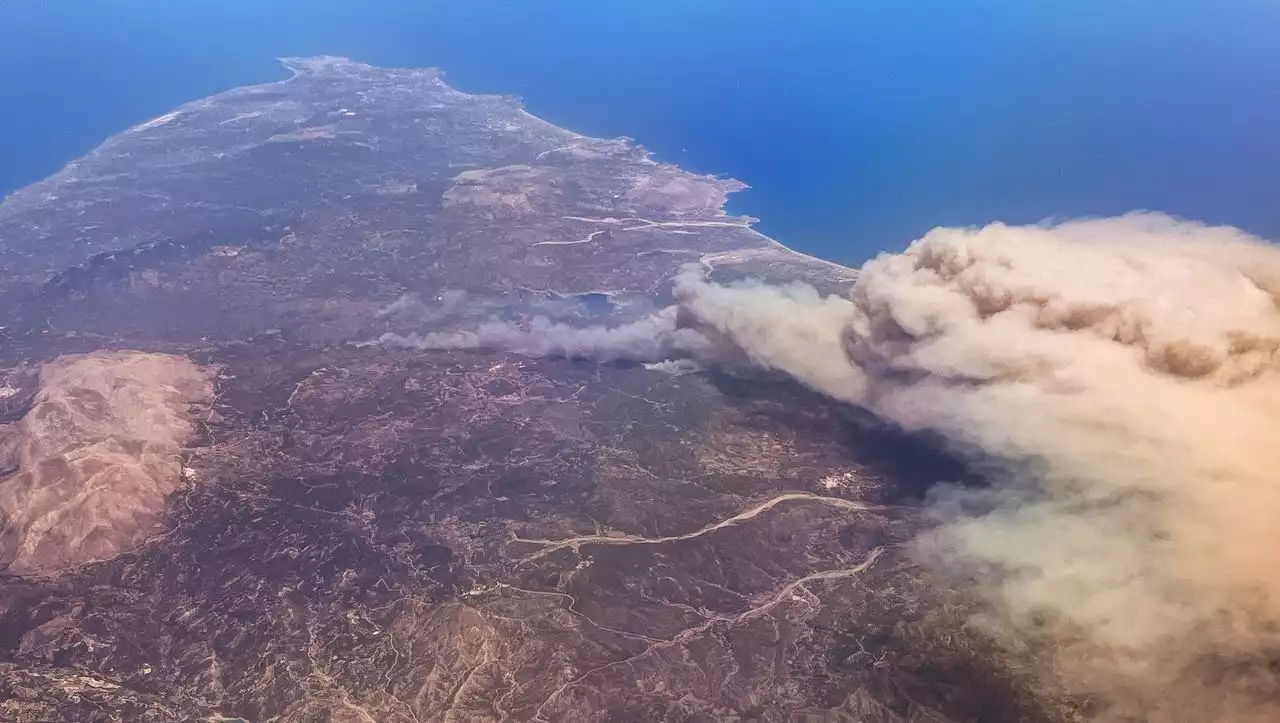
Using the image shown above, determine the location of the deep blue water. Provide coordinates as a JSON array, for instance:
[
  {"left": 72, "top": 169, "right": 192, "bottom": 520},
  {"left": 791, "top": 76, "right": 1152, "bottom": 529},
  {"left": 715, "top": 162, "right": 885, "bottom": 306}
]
[{"left": 2, "top": 0, "right": 1278, "bottom": 264}]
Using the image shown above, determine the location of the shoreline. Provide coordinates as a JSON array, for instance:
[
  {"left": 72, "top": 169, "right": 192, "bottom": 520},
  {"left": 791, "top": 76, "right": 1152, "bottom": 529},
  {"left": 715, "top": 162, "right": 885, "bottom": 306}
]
[{"left": 4, "top": 55, "right": 857, "bottom": 279}]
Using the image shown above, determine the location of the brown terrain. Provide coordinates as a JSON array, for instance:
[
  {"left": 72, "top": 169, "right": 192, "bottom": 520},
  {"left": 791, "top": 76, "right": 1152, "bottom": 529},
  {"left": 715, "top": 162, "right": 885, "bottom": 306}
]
[{"left": 0, "top": 58, "right": 1060, "bottom": 722}]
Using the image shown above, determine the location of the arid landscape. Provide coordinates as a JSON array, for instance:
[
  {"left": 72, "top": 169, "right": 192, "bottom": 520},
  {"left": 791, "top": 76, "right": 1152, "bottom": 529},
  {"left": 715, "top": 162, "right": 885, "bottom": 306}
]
[{"left": 0, "top": 57, "right": 1110, "bottom": 722}]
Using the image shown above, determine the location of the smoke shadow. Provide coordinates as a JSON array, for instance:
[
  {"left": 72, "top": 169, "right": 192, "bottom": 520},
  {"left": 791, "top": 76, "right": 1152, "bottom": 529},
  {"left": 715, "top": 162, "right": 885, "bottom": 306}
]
[{"left": 703, "top": 365, "right": 982, "bottom": 504}]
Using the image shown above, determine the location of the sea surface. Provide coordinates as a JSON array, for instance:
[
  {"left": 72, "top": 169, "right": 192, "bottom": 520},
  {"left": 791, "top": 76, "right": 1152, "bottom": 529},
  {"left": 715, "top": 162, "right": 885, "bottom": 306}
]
[{"left": 2, "top": 0, "right": 1278, "bottom": 264}]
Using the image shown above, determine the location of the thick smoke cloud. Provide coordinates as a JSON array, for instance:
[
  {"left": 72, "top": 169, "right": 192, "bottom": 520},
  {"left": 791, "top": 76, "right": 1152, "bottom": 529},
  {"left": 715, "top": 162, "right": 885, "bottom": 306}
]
[{"left": 674, "top": 212, "right": 1280, "bottom": 722}]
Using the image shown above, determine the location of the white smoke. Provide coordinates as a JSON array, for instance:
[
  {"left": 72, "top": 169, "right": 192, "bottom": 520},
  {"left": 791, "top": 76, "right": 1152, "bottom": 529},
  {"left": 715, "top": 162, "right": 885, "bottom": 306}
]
[
  {"left": 673, "top": 212, "right": 1280, "bottom": 722},
  {"left": 671, "top": 269, "right": 866, "bottom": 400},
  {"left": 375, "top": 305, "right": 709, "bottom": 362}
]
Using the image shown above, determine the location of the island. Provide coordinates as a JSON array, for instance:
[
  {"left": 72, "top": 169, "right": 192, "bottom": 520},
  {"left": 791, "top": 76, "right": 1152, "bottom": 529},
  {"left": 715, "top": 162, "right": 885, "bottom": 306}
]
[{"left": 0, "top": 58, "right": 1050, "bottom": 722}]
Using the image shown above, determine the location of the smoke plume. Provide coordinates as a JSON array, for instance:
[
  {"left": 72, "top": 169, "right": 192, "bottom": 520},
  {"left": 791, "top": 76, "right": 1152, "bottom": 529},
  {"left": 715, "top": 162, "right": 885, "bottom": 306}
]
[
  {"left": 375, "top": 305, "right": 709, "bottom": 362},
  {"left": 674, "top": 212, "right": 1280, "bottom": 722}
]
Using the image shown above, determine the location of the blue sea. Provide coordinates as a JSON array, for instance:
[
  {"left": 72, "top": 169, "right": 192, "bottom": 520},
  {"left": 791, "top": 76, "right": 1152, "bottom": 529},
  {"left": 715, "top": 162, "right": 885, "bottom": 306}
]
[{"left": 2, "top": 0, "right": 1277, "bottom": 265}]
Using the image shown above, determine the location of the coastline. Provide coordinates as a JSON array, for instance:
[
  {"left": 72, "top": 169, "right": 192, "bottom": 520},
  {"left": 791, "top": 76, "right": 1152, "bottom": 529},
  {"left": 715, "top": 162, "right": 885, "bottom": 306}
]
[{"left": 4, "top": 55, "right": 858, "bottom": 282}]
